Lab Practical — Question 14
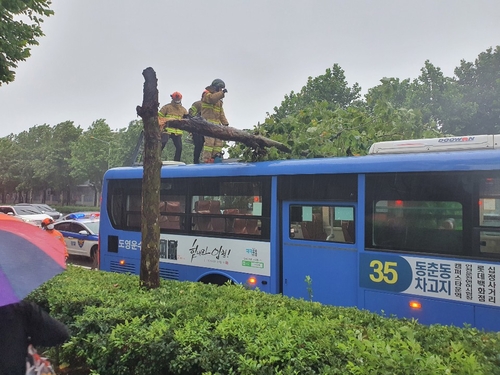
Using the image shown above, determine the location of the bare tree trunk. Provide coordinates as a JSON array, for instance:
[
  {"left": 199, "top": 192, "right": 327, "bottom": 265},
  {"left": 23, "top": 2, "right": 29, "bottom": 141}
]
[
  {"left": 166, "top": 117, "right": 291, "bottom": 153},
  {"left": 136, "top": 67, "right": 161, "bottom": 289}
]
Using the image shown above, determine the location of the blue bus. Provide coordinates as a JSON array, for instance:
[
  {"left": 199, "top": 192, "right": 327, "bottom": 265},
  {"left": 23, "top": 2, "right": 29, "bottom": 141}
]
[{"left": 99, "top": 135, "right": 500, "bottom": 331}]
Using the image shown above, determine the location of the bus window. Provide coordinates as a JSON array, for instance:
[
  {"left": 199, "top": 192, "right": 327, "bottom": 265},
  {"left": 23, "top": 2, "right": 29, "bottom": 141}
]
[
  {"left": 366, "top": 172, "right": 469, "bottom": 256},
  {"left": 159, "top": 196, "right": 185, "bottom": 231},
  {"left": 289, "top": 205, "right": 354, "bottom": 243},
  {"left": 190, "top": 180, "right": 267, "bottom": 237},
  {"left": 370, "top": 200, "right": 463, "bottom": 254},
  {"left": 125, "top": 192, "right": 141, "bottom": 229},
  {"left": 479, "top": 178, "right": 500, "bottom": 255}
]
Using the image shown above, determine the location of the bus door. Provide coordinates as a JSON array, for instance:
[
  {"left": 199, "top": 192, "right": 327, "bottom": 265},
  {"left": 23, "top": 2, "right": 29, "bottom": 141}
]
[{"left": 282, "top": 202, "right": 358, "bottom": 307}]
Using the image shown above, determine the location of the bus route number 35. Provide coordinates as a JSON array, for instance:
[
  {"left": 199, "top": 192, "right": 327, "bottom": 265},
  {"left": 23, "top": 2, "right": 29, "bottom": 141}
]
[{"left": 369, "top": 260, "right": 398, "bottom": 284}]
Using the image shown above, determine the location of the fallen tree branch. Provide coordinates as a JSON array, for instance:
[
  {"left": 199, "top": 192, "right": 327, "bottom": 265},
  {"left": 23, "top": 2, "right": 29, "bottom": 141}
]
[{"left": 165, "top": 117, "right": 291, "bottom": 153}]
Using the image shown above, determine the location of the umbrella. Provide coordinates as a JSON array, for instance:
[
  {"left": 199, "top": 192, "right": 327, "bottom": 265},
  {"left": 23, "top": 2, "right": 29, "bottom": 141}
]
[{"left": 0, "top": 214, "right": 66, "bottom": 307}]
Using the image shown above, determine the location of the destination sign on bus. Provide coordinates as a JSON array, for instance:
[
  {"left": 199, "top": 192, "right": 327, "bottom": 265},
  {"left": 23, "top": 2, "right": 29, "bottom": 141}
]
[{"left": 360, "top": 253, "right": 499, "bottom": 307}]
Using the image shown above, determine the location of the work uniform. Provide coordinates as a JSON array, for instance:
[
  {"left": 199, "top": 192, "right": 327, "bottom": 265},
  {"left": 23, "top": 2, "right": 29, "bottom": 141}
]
[
  {"left": 201, "top": 88, "right": 229, "bottom": 162},
  {"left": 45, "top": 228, "right": 68, "bottom": 259},
  {"left": 189, "top": 100, "right": 205, "bottom": 164},
  {"left": 158, "top": 101, "right": 188, "bottom": 161}
]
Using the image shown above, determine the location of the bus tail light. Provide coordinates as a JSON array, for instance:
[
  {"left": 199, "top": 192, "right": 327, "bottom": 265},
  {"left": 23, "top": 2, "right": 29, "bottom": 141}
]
[
  {"left": 409, "top": 300, "right": 422, "bottom": 309},
  {"left": 119, "top": 259, "right": 126, "bottom": 266}
]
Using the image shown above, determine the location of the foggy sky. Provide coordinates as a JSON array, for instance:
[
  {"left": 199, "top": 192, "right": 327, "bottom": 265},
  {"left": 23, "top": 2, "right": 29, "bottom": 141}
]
[{"left": 1, "top": 0, "right": 499, "bottom": 138}]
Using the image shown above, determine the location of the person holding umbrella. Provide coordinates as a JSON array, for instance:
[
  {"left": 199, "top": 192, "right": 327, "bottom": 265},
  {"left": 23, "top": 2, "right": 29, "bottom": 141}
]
[
  {"left": 0, "top": 301, "right": 70, "bottom": 374},
  {"left": 0, "top": 214, "right": 70, "bottom": 374}
]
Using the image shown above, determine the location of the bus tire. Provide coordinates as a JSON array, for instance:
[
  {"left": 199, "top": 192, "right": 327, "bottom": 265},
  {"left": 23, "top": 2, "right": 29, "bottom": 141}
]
[{"left": 199, "top": 274, "right": 232, "bottom": 286}]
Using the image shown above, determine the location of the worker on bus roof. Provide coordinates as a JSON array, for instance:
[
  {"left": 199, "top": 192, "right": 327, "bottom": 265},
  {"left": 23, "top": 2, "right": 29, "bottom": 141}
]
[
  {"left": 159, "top": 91, "right": 188, "bottom": 162},
  {"left": 201, "top": 79, "right": 229, "bottom": 163},
  {"left": 188, "top": 91, "right": 208, "bottom": 164}
]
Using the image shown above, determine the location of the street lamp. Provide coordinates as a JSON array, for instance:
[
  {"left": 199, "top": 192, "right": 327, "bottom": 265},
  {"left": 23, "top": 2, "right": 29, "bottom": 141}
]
[{"left": 90, "top": 136, "right": 111, "bottom": 169}]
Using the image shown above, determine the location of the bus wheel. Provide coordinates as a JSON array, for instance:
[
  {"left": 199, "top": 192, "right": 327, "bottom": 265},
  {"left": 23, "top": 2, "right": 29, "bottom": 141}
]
[
  {"left": 199, "top": 274, "right": 232, "bottom": 286},
  {"left": 90, "top": 246, "right": 99, "bottom": 270}
]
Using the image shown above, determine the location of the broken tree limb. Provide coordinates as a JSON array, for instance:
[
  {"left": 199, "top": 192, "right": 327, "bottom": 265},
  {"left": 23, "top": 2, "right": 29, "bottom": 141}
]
[{"left": 165, "top": 116, "right": 291, "bottom": 153}]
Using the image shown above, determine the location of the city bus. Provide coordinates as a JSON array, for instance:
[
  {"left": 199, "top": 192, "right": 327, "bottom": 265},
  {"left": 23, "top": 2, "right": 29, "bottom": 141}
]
[{"left": 99, "top": 134, "right": 500, "bottom": 331}]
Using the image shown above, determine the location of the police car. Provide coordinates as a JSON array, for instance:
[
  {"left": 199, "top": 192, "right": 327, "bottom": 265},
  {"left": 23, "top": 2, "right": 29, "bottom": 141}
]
[{"left": 54, "top": 213, "right": 99, "bottom": 263}]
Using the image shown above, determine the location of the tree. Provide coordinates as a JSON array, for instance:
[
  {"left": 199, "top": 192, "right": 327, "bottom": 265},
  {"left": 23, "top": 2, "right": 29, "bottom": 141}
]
[
  {"left": 366, "top": 77, "right": 412, "bottom": 112},
  {"left": 367, "top": 48, "right": 500, "bottom": 136},
  {"left": 0, "top": 0, "right": 53, "bottom": 85},
  {"left": 271, "top": 63, "right": 361, "bottom": 123},
  {"left": 403, "top": 61, "right": 475, "bottom": 135},
  {"left": 0, "top": 136, "right": 20, "bottom": 202},
  {"left": 12, "top": 125, "right": 53, "bottom": 201},
  {"left": 225, "top": 63, "right": 364, "bottom": 161},
  {"left": 453, "top": 46, "right": 500, "bottom": 134},
  {"left": 114, "top": 120, "right": 143, "bottom": 167},
  {"left": 69, "top": 120, "right": 112, "bottom": 205},
  {"left": 136, "top": 67, "right": 161, "bottom": 290},
  {"left": 49, "top": 121, "right": 82, "bottom": 204},
  {"left": 229, "top": 63, "right": 440, "bottom": 162}
]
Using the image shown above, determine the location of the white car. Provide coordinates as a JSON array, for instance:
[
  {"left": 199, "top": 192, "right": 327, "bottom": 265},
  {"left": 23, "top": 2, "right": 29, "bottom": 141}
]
[
  {"left": 15, "top": 203, "right": 63, "bottom": 221},
  {"left": 53, "top": 218, "right": 99, "bottom": 264},
  {"left": 0, "top": 205, "right": 52, "bottom": 226}
]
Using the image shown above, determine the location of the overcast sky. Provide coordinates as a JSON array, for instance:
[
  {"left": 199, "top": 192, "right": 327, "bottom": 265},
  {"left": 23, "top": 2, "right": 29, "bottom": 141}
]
[{"left": 1, "top": 0, "right": 499, "bottom": 138}]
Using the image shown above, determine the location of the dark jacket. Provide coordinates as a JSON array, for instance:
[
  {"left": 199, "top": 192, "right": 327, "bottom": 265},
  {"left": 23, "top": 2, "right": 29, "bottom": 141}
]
[{"left": 0, "top": 301, "right": 70, "bottom": 375}]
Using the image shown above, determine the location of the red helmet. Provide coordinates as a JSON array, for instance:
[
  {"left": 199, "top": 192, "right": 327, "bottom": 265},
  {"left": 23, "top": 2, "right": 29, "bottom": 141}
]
[
  {"left": 41, "top": 217, "right": 54, "bottom": 227},
  {"left": 171, "top": 91, "right": 182, "bottom": 101}
]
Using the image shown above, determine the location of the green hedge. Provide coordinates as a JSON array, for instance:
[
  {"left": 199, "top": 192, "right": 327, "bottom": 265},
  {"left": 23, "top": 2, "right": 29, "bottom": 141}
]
[{"left": 28, "top": 266, "right": 500, "bottom": 375}]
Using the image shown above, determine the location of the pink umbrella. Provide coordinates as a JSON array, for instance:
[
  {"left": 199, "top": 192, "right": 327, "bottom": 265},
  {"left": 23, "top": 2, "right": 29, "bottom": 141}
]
[{"left": 0, "top": 215, "right": 66, "bottom": 307}]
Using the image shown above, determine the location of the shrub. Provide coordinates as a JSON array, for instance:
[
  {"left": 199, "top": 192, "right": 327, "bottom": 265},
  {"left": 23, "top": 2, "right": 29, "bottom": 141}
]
[{"left": 28, "top": 266, "right": 500, "bottom": 375}]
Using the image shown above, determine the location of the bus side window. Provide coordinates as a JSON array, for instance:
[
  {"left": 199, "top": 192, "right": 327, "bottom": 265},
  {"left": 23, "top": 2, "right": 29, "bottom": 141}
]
[
  {"left": 341, "top": 221, "right": 355, "bottom": 243},
  {"left": 370, "top": 200, "right": 463, "bottom": 254},
  {"left": 290, "top": 205, "right": 352, "bottom": 243},
  {"left": 127, "top": 213, "right": 141, "bottom": 228},
  {"left": 194, "top": 200, "right": 211, "bottom": 214},
  {"left": 246, "top": 219, "right": 261, "bottom": 235},
  {"left": 159, "top": 201, "right": 182, "bottom": 230},
  {"left": 193, "top": 204, "right": 211, "bottom": 232},
  {"left": 479, "top": 179, "right": 500, "bottom": 255}
]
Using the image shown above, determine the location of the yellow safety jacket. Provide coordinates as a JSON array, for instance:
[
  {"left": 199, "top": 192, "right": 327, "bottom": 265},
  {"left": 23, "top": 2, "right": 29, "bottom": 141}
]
[
  {"left": 201, "top": 88, "right": 229, "bottom": 126},
  {"left": 189, "top": 100, "right": 202, "bottom": 117},
  {"left": 158, "top": 101, "right": 188, "bottom": 135}
]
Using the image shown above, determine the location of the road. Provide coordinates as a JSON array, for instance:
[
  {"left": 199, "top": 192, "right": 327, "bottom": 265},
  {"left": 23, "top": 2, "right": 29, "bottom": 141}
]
[{"left": 67, "top": 254, "right": 96, "bottom": 269}]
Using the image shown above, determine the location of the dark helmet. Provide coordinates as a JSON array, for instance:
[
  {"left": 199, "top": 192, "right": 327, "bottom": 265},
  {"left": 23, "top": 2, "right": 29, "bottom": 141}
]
[{"left": 211, "top": 79, "right": 225, "bottom": 90}]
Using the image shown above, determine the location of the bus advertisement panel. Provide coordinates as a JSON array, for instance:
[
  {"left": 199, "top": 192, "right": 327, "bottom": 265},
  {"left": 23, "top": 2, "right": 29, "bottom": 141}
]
[{"left": 158, "top": 234, "right": 270, "bottom": 276}]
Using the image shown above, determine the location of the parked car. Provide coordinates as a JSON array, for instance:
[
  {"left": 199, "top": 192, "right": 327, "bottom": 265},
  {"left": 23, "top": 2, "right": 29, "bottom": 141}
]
[
  {"left": 0, "top": 205, "right": 52, "bottom": 226},
  {"left": 53, "top": 217, "right": 100, "bottom": 266},
  {"left": 15, "top": 203, "right": 63, "bottom": 220}
]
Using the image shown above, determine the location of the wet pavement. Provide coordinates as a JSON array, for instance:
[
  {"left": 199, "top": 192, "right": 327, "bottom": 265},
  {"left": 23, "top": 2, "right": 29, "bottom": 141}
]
[{"left": 67, "top": 254, "right": 97, "bottom": 269}]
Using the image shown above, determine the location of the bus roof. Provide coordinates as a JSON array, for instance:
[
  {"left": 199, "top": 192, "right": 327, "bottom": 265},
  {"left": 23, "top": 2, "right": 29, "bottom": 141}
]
[{"left": 104, "top": 148, "right": 500, "bottom": 180}]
